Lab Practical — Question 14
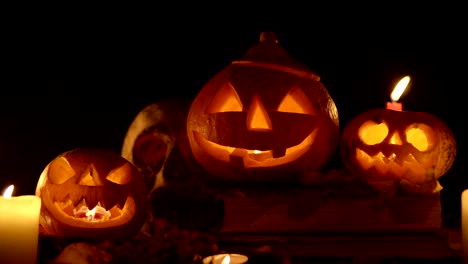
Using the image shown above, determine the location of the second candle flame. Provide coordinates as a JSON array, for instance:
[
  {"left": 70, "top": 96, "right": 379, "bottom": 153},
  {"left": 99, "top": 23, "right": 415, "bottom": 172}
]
[{"left": 390, "top": 76, "right": 411, "bottom": 102}]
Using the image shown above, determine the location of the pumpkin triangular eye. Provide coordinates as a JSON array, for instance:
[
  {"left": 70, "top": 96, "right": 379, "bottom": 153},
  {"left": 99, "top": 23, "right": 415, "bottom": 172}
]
[
  {"left": 359, "top": 121, "right": 388, "bottom": 145},
  {"left": 48, "top": 157, "right": 76, "bottom": 184},
  {"left": 107, "top": 162, "right": 133, "bottom": 185},
  {"left": 277, "top": 85, "right": 314, "bottom": 114},
  {"left": 207, "top": 82, "right": 243, "bottom": 113},
  {"left": 406, "top": 123, "right": 434, "bottom": 151}
]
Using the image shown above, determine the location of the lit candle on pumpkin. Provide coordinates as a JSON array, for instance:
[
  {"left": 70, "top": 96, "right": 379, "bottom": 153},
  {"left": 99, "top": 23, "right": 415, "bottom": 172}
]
[
  {"left": 202, "top": 253, "right": 249, "bottom": 264},
  {"left": 0, "top": 185, "right": 41, "bottom": 264},
  {"left": 386, "top": 75, "right": 410, "bottom": 111}
]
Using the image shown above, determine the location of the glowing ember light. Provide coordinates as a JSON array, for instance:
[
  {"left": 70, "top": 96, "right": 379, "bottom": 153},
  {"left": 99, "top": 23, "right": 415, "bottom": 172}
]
[
  {"left": 221, "top": 255, "right": 230, "bottom": 264},
  {"left": 390, "top": 76, "right": 410, "bottom": 102},
  {"left": 2, "top": 185, "right": 14, "bottom": 199},
  {"left": 202, "top": 253, "right": 248, "bottom": 264},
  {"left": 73, "top": 204, "right": 111, "bottom": 221}
]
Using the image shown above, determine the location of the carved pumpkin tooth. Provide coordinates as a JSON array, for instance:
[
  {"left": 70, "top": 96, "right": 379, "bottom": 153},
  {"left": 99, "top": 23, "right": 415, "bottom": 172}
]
[
  {"left": 101, "top": 190, "right": 119, "bottom": 210},
  {"left": 229, "top": 154, "right": 245, "bottom": 167},
  {"left": 410, "top": 153, "right": 424, "bottom": 164},
  {"left": 393, "top": 156, "right": 405, "bottom": 167},
  {"left": 272, "top": 148, "right": 286, "bottom": 158},
  {"left": 83, "top": 189, "right": 101, "bottom": 209},
  {"left": 116, "top": 193, "right": 129, "bottom": 209},
  {"left": 74, "top": 198, "right": 87, "bottom": 208},
  {"left": 86, "top": 197, "right": 99, "bottom": 210},
  {"left": 381, "top": 156, "right": 391, "bottom": 164}
]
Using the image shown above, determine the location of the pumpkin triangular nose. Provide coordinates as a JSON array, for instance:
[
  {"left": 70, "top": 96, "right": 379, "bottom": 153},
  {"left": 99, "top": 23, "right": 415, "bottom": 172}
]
[
  {"left": 247, "top": 95, "right": 272, "bottom": 131},
  {"left": 78, "top": 164, "right": 103, "bottom": 186},
  {"left": 389, "top": 132, "right": 402, "bottom": 145}
]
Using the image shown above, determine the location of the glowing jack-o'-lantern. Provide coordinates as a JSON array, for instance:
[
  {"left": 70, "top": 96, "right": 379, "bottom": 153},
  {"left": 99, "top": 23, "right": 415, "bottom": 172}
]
[
  {"left": 35, "top": 148, "right": 148, "bottom": 240},
  {"left": 187, "top": 32, "right": 340, "bottom": 182},
  {"left": 340, "top": 108, "right": 456, "bottom": 192}
]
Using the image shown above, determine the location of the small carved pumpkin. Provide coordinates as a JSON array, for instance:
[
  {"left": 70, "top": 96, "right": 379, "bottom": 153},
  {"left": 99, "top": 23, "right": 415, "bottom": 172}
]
[
  {"left": 186, "top": 32, "right": 340, "bottom": 182},
  {"left": 340, "top": 108, "right": 456, "bottom": 192},
  {"left": 35, "top": 147, "right": 148, "bottom": 240}
]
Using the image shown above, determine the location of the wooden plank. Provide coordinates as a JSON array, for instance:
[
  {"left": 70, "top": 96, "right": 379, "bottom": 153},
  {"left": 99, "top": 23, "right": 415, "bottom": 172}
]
[
  {"left": 217, "top": 232, "right": 461, "bottom": 259},
  {"left": 220, "top": 185, "right": 442, "bottom": 234}
]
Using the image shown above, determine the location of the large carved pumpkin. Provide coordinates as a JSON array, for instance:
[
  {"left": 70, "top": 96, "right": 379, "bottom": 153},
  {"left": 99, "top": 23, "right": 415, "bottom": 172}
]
[
  {"left": 186, "top": 32, "right": 339, "bottom": 182},
  {"left": 35, "top": 148, "right": 148, "bottom": 241},
  {"left": 340, "top": 108, "right": 456, "bottom": 193}
]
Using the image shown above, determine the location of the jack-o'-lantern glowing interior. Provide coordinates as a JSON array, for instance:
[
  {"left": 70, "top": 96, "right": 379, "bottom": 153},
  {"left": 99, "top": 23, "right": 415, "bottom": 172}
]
[
  {"left": 35, "top": 148, "right": 148, "bottom": 241},
  {"left": 340, "top": 108, "right": 456, "bottom": 189},
  {"left": 186, "top": 31, "right": 340, "bottom": 182}
]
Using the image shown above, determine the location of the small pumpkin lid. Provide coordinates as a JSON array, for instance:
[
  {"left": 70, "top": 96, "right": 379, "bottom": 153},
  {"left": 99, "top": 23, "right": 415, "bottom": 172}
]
[{"left": 236, "top": 31, "right": 319, "bottom": 80}]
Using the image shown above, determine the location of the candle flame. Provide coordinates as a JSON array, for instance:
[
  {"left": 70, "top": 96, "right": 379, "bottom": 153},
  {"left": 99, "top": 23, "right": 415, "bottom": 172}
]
[
  {"left": 390, "top": 76, "right": 410, "bottom": 102},
  {"left": 73, "top": 204, "right": 111, "bottom": 221},
  {"left": 221, "top": 255, "right": 230, "bottom": 264},
  {"left": 2, "top": 185, "right": 14, "bottom": 199}
]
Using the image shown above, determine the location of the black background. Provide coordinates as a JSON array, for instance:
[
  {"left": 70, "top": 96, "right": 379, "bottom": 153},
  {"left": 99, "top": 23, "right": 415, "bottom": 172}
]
[{"left": 1, "top": 7, "right": 466, "bottom": 226}]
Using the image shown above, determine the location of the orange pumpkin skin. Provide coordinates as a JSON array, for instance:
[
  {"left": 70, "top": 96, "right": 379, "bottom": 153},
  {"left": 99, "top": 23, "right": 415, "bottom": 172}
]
[
  {"left": 35, "top": 148, "right": 148, "bottom": 241},
  {"left": 340, "top": 109, "right": 456, "bottom": 186},
  {"left": 187, "top": 32, "right": 339, "bottom": 182}
]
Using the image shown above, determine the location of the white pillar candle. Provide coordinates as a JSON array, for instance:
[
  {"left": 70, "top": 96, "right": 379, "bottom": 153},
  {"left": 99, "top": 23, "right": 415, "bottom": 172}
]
[
  {"left": 202, "top": 253, "right": 249, "bottom": 264},
  {"left": 462, "top": 190, "right": 468, "bottom": 258},
  {"left": 0, "top": 185, "right": 42, "bottom": 264}
]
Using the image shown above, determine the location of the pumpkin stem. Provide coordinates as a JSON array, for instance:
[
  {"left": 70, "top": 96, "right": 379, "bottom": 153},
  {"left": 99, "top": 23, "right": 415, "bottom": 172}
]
[{"left": 260, "top": 31, "right": 278, "bottom": 44}]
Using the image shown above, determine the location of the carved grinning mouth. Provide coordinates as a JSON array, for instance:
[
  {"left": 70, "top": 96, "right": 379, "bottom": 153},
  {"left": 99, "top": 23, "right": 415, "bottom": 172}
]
[
  {"left": 44, "top": 188, "right": 136, "bottom": 223},
  {"left": 355, "top": 149, "right": 435, "bottom": 182},
  {"left": 54, "top": 199, "right": 126, "bottom": 222},
  {"left": 193, "top": 129, "right": 318, "bottom": 168}
]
